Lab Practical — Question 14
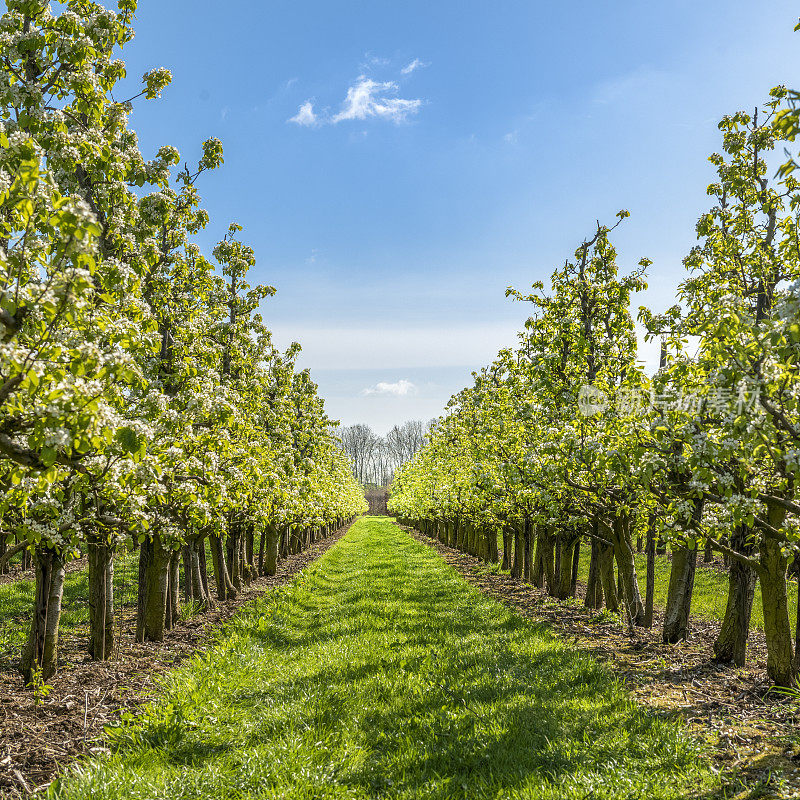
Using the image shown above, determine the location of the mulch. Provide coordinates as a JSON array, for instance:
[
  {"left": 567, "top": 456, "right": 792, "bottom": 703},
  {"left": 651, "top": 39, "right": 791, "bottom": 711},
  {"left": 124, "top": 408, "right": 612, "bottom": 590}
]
[
  {"left": 0, "top": 523, "right": 352, "bottom": 798},
  {"left": 405, "top": 527, "right": 800, "bottom": 798}
]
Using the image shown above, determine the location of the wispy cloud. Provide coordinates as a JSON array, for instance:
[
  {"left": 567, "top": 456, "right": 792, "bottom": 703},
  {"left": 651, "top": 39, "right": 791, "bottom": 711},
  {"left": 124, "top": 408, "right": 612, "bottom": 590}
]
[
  {"left": 361, "top": 379, "right": 417, "bottom": 397},
  {"left": 362, "top": 52, "right": 391, "bottom": 69},
  {"left": 332, "top": 76, "right": 421, "bottom": 124},
  {"left": 401, "top": 58, "right": 428, "bottom": 75},
  {"left": 288, "top": 100, "right": 317, "bottom": 126},
  {"left": 288, "top": 71, "right": 423, "bottom": 128}
]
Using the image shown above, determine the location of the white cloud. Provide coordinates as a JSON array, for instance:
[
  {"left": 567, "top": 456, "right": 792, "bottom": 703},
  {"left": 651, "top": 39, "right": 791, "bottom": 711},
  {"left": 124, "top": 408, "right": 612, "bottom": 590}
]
[
  {"left": 288, "top": 100, "right": 317, "bottom": 126},
  {"left": 361, "top": 379, "right": 417, "bottom": 397},
  {"left": 401, "top": 58, "right": 428, "bottom": 75},
  {"left": 332, "top": 76, "right": 421, "bottom": 124}
]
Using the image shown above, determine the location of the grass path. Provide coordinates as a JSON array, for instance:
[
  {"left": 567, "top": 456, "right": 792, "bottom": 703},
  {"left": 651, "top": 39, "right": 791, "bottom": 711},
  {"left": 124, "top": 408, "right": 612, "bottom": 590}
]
[{"left": 51, "top": 517, "right": 716, "bottom": 800}]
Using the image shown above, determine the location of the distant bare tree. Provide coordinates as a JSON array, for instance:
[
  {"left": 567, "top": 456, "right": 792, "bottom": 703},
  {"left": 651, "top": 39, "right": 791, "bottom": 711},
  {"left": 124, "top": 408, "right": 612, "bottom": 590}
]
[
  {"left": 336, "top": 419, "right": 430, "bottom": 486},
  {"left": 338, "top": 423, "right": 378, "bottom": 484}
]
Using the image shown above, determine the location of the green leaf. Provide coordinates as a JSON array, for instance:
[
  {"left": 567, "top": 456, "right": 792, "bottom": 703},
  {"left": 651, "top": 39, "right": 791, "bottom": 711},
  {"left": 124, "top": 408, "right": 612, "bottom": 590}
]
[
  {"left": 41, "top": 447, "right": 57, "bottom": 467},
  {"left": 115, "top": 426, "right": 140, "bottom": 454}
]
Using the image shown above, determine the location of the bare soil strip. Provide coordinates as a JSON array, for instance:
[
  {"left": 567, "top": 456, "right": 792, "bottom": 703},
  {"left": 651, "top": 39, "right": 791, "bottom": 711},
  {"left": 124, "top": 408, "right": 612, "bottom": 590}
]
[
  {"left": 404, "top": 526, "right": 800, "bottom": 794},
  {"left": 0, "top": 523, "right": 353, "bottom": 798}
]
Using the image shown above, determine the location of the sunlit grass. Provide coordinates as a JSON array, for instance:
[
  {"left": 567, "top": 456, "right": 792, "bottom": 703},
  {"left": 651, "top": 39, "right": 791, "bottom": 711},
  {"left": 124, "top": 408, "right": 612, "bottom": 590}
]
[{"left": 51, "top": 517, "right": 715, "bottom": 800}]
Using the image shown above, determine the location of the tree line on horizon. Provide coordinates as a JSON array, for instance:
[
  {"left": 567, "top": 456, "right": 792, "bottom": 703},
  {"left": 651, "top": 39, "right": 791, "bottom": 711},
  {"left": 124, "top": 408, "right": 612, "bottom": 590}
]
[{"left": 337, "top": 420, "right": 432, "bottom": 486}]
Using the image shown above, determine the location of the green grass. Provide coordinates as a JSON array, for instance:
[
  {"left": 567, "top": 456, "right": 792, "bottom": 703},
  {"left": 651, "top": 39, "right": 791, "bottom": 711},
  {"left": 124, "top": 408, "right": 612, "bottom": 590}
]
[
  {"left": 51, "top": 517, "right": 716, "bottom": 800},
  {"left": 495, "top": 533, "right": 798, "bottom": 631}
]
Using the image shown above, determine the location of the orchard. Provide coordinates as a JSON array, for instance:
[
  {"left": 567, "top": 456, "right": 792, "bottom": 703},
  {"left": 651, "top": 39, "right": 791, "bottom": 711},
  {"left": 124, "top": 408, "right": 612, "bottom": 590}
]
[{"left": 3, "top": 2, "right": 800, "bottom": 799}]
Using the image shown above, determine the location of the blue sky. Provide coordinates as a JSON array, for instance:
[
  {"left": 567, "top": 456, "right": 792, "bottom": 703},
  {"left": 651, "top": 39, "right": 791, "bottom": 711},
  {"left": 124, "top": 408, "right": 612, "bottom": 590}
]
[{"left": 120, "top": 0, "right": 800, "bottom": 432}]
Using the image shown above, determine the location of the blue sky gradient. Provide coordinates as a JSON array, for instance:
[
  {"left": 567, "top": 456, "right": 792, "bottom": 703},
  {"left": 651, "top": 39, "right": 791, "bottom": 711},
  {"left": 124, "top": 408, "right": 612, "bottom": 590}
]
[{"left": 120, "top": 0, "right": 800, "bottom": 431}]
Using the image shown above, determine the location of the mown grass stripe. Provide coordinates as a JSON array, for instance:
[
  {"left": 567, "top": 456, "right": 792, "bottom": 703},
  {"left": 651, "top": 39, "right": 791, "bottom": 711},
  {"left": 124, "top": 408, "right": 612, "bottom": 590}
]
[{"left": 51, "top": 517, "right": 715, "bottom": 800}]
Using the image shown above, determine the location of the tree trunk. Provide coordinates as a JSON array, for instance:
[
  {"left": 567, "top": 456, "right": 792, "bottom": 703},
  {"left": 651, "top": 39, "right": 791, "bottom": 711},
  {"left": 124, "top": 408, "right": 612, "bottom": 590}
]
[
  {"left": 209, "top": 534, "right": 237, "bottom": 601},
  {"left": 198, "top": 539, "right": 211, "bottom": 604},
  {"left": 228, "top": 525, "right": 242, "bottom": 588},
  {"left": 704, "top": 540, "right": 714, "bottom": 563},
  {"left": 598, "top": 541, "right": 618, "bottom": 613},
  {"left": 523, "top": 520, "right": 534, "bottom": 583},
  {"left": 793, "top": 557, "right": 800, "bottom": 677},
  {"left": 556, "top": 533, "right": 578, "bottom": 600},
  {"left": 532, "top": 526, "right": 545, "bottom": 588},
  {"left": 280, "top": 527, "right": 289, "bottom": 558},
  {"left": 554, "top": 537, "right": 562, "bottom": 588},
  {"left": 644, "top": 516, "right": 656, "bottom": 628},
  {"left": 488, "top": 527, "right": 499, "bottom": 564},
  {"left": 241, "top": 528, "right": 253, "bottom": 585},
  {"left": 585, "top": 537, "right": 603, "bottom": 609},
  {"left": 612, "top": 516, "right": 645, "bottom": 627},
  {"left": 258, "top": 528, "right": 266, "bottom": 575},
  {"left": 87, "top": 535, "right": 114, "bottom": 661},
  {"left": 136, "top": 534, "right": 171, "bottom": 643},
  {"left": 182, "top": 545, "right": 193, "bottom": 602},
  {"left": 447, "top": 521, "right": 457, "bottom": 548},
  {"left": 542, "top": 527, "right": 556, "bottom": 595},
  {"left": 21, "top": 546, "right": 66, "bottom": 682},
  {"left": 188, "top": 539, "right": 211, "bottom": 610},
  {"left": 759, "top": 532, "right": 795, "bottom": 686},
  {"left": 662, "top": 545, "right": 697, "bottom": 644},
  {"left": 511, "top": 523, "right": 524, "bottom": 579},
  {"left": 501, "top": 528, "right": 511, "bottom": 570},
  {"left": 714, "top": 526, "right": 756, "bottom": 666},
  {"left": 264, "top": 524, "right": 279, "bottom": 576},
  {"left": 570, "top": 537, "right": 580, "bottom": 597},
  {"left": 165, "top": 550, "right": 180, "bottom": 630}
]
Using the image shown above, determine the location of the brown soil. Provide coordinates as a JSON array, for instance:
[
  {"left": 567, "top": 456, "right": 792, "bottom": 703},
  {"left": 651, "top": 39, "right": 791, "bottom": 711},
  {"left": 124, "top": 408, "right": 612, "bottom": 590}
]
[
  {"left": 405, "top": 527, "right": 800, "bottom": 800},
  {"left": 0, "top": 523, "right": 352, "bottom": 798}
]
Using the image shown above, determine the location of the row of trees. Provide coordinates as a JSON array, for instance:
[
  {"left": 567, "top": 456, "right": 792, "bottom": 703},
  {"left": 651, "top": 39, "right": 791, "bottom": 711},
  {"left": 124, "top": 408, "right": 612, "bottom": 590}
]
[
  {"left": 390, "top": 87, "right": 800, "bottom": 686},
  {"left": 338, "top": 420, "right": 429, "bottom": 485},
  {"left": 0, "top": 0, "right": 366, "bottom": 683}
]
